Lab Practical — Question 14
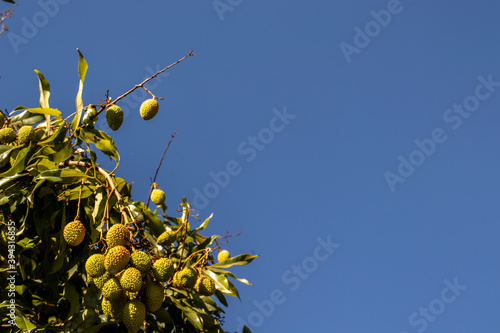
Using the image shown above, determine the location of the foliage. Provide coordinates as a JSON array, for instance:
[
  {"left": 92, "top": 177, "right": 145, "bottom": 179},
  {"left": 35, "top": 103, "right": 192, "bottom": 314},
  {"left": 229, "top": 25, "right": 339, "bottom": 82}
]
[{"left": 0, "top": 50, "right": 256, "bottom": 332}]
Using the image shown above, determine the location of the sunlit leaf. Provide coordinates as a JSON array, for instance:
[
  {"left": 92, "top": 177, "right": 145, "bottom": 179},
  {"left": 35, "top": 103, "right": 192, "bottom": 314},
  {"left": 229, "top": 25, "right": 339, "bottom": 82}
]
[{"left": 72, "top": 49, "right": 88, "bottom": 131}]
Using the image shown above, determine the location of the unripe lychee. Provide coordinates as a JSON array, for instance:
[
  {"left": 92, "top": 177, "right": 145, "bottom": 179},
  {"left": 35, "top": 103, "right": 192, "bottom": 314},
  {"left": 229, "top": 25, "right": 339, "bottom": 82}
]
[
  {"left": 63, "top": 220, "right": 86, "bottom": 246},
  {"left": 151, "top": 189, "right": 165, "bottom": 205},
  {"left": 106, "top": 105, "right": 124, "bottom": 131},
  {"left": 139, "top": 99, "right": 159, "bottom": 120},
  {"left": 17, "top": 126, "right": 34, "bottom": 144},
  {"left": 0, "top": 128, "right": 16, "bottom": 144},
  {"left": 217, "top": 250, "right": 230, "bottom": 262}
]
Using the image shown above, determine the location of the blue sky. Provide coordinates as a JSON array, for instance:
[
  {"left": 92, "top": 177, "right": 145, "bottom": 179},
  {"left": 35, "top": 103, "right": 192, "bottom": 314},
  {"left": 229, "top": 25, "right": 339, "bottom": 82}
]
[{"left": 2, "top": 1, "right": 500, "bottom": 332}]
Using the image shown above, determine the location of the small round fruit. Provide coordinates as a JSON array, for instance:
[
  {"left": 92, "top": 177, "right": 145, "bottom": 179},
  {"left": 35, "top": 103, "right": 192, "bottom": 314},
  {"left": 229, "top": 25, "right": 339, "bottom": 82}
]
[
  {"left": 172, "top": 267, "right": 197, "bottom": 290},
  {"left": 85, "top": 254, "right": 106, "bottom": 277},
  {"left": 106, "top": 105, "right": 124, "bottom": 131},
  {"left": 123, "top": 299, "right": 146, "bottom": 333},
  {"left": 104, "top": 245, "right": 131, "bottom": 275},
  {"left": 120, "top": 267, "right": 143, "bottom": 293},
  {"left": 63, "top": 220, "right": 86, "bottom": 246},
  {"left": 139, "top": 99, "right": 159, "bottom": 120},
  {"left": 0, "top": 128, "right": 16, "bottom": 144},
  {"left": 106, "top": 224, "right": 131, "bottom": 248},
  {"left": 142, "top": 281, "right": 165, "bottom": 312},
  {"left": 151, "top": 189, "right": 165, "bottom": 205},
  {"left": 152, "top": 258, "right": 174, "bottom": 282},
  {"left": 195, "top": 275, "right": 216, "bottom": 296},
  {"left": 217, "top": 250, "right": 230, "bottom": 262},
  {"left": 157, "top": 230, "right": 176, "bottom": 246},
  {"left": 17, "top": 126, "right": 34, "bottom": 144},
  {"left": 130, "top": 251, "right": 151, "bottom": 272},
  {"left": 102, "top": 277, "right": 123, "bottom": 300}
]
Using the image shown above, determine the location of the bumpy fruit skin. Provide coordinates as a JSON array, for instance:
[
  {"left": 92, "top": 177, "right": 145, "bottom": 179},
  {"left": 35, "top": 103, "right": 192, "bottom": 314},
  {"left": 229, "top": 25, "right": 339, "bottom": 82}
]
[
  {"left": 123, "top": 299, "right": 146, "bottom": 333},
  {"left": 63, "top": 220, "right": 86, "bottom": 246},
  {"left": 94, "top": 272, "right": 111, "bottom": 289},
  {"left": 85, "top": 254, "right": 106, "bottom": 277},
  {"left": 102, "top": 277, "right": 123, "bottom": 300},
  {"left": 17, "top": 125, "right": 34, "bottom": 144},
  {"left": 139, "top": 98, "right": 159, "bottom": 120},
  {"left": 217, "top": 250, "right": 230, "bottom": 262},
  {"left": 151, "top": 189, "right": 165, "bottom": 205},
  {"left": 130, "top": 251, "right": 151, "bottom": 272},
  {"left": 106, "top": 105, "right": 124, "bottom": 131},
  {"left": 106, "top": 224, "right": 131, "bottom": 248},
  {"left": 104, "top": 246, "right": 131, "bottom": 275},
  {"left": 152, "top": 258, "right": 174, "bottom": 282},
  {"left": 157, "top": 230, "right": 176, "bottom": 246},
  {"left": 0, "top": 128, "right": 16, "bottom": 144},
  {"left": 102, "top": 293, "right": 127, "bottom": 319},
  {"left": 120, "top": 267, "right": 143, "bottom": 293},
  {"left": 173, "top": 267, "right": 197, "bottom": 290},
  {"left": 195, "top": 276, "right": 216, "bottom": 296},
  {"left": 143, "top": 281, "right": 165, "bottom": 312}
]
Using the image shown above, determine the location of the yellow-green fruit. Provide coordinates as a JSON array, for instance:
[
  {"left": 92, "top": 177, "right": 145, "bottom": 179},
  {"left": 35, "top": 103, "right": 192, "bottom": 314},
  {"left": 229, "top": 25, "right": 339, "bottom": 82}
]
[
  {"left": 120, "top": 267, "right": 143, "bottom": 293},
  {"left": 106, "top": 105, "right": 124, "bottom": 131},
  {"left": 106, "top": 224, "right": 131, "bottom": 248},
  {"left": 143, "top": 281, "right": 164, "bottom": 312},
  {"left": 94, "top": 272, "right": 111, "bottom": 289},
  {"left": 102, "top": 294, "right": 127, "bottom": 319},
  {"left": 0, "top": 128, "right": 16, "bottom": 144},
  {"left": 63, "top": 220, "right": 86, "bottom": 246},
  {"left": 85, "top": 254, "right": 106, "bottom": 277},
  {"left": 104, "top": 245, "right": 131, "bottom": 275},
  {"left": 139, "top": 98, "right": 159, "bottom": 120},
  {"left": 217, "top": 250, "right": 230, "bottom": 262},
  {"left": 157, "top": 230, "right": 176, "bottom": 246},
  {"left": 130, "top": 251, "right": 151, "bottom": 272},
  {"left": 102, "top": 277, "right": 123, "bottom": 300},
  {"left": 195, "top": 276, "right": 216, "bottom": 296},
  {"left": 123, "top": 299, "right": 146, "bottom": 333},
  {"left": 17, "top": 126, "right": 34, "bottom": 144},
  {"left": 150, "top": 189, "right": 165, "bottom": 205},
  {"left": 152, "top": 258, "right": 174, "bottom": 282},
  {"left": 172, "top": 267, "right": 197, "bottom": 290},
  {"left": 33, "top": 128, "right": 45, "bottom": 141}
]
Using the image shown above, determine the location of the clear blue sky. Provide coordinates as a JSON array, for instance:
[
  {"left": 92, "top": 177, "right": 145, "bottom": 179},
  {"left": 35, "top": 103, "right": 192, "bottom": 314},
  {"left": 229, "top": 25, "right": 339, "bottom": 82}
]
[{"left": 2, "top": 1, "right": 500, "bottom": 332}]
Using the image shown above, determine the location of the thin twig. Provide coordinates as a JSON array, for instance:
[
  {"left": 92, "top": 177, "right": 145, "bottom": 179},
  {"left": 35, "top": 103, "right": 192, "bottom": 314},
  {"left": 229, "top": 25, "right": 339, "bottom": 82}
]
[
  {"left": 146, "top": 131, "right": 177, "bottom": 208},
  {"left": 0, "top": 9, "right": 14, "bottom": 37},
  {"left": 94, "top": 50, "right": 195, "bottom": 117}
]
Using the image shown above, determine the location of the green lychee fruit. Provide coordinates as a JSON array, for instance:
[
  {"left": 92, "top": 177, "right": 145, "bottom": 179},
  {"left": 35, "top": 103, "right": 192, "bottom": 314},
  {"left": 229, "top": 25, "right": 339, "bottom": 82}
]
[
  {"left": 17, "top": 126, "right": 34, "bottom": 144},
  {"left": 217, "top": 250, "right": 230, "bottom": 262},
  {"left": 151, "top": 189, "right": 165, "bottom": 205},
  {"left": 102, "top": 277, "right": 123, "bottom": 300},
  {"left": 104, "top": 245, "right": 131, "bottom": 275},
  {"left": 123, "top": 299, "right": 146, "bottom": 333},
  {"left": 106, "top": 105, "right": 124, "bottom": 131},
  {"left": 0, "top": 128, "right": 16, "bottom": 144},
  {"left": 120, "top": 267, "right": 143, "bottom": 293},
  {"left": 93, "top": 272, "right": 111, "bottom": 289},
  {"left": 130, "top": 251, "right": 151, "bottom": 272},
  {"left": 172, "top": 267, "right": 197, "bottom": 290},
  {"left": 85, "top": 254, "right": 106, "bottom": 277},
  {"left": 106, "top": 223, "right": 131, "bottom": 248},
  {"left": 63, "top": 220, "right": 86, "bottom": 246},
  {"left": 139, "top": 98, "right": 159, "bottom": 120},
  {"left": 152, "top": 258, "right": 174, "bottom": 282},
  {"left": 102, "top": 293, "right": 127, "bottom": 319},
  {"left": 195, "top": 275, "right": 216, "bottom": 296},
  {"left": 157, "top": 230, "right": 176, "bottom": 246},
  {"left": 142, "top": 281, "right": 165, "bottom": 312}
]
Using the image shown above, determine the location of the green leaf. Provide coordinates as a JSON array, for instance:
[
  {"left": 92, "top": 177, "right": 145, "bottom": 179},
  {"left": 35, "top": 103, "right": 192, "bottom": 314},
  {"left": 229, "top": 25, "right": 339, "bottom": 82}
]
[
  {"left": 211, "top": 254, "right": 259, "bottom": 269},
  {"left": 0, "top": 146, "right": 31, "bottom": 177},
  {"left": 9, "top": 109, "right": 46, "bottom": 127},
  {"left": 15, "top": 308, "right": 37, "bottom": 332},
  {"left": 64, "top": 283, "right": 80, "bottom": 321},
  {"left": 203, "top": 269, "right": 238, "bottom": 296},
  {"left": 52, "top": 141, "right": 73, "bottom": 163},
  {"left": 72, "top": 49, "right": 88, "bottom": 131},
  {"left": 34, "top": 69, "right": 51, "bottom": 125},
  {"left": 25, "top": 107, "right": 62, "bottom": 116},
  {"left": 195, "top": 213, "right": 213, "bottom": 231},
  {"left": 36, "top": 168, "right": 91, "bottom": 184},
  {"left": 242, "top": 325, "right": 252, "bottom": 333},
  {"left": 208, "top": 267, "right": 252, "bottom": 285},
  {"left": 78, "top": 127, "right": 119, "bottom": 162}
]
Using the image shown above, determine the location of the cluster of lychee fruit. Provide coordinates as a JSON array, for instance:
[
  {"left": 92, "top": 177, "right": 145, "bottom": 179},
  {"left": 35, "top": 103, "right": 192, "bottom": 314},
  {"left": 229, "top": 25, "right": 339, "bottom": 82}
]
[
  {"left": 106, "top": 98, "right": 160, "bottom": 131},
  {"left": 0, "top": 113, "right": 42, "bottom": 146}
]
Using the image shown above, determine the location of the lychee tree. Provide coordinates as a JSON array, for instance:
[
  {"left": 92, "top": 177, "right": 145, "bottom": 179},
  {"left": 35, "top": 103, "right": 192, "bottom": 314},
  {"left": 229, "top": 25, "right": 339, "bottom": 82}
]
[{"left": 0, "top": 50, "right": 257, "bottom": 333}]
